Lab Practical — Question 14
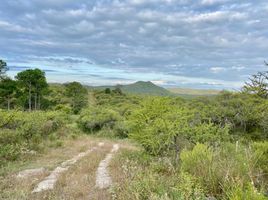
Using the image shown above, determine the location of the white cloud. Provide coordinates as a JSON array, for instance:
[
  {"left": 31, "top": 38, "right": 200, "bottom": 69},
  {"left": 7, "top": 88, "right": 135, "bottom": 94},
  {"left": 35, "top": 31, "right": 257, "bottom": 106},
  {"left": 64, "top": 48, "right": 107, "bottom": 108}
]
[
  {"left": 185, "top": 11, "right": 246, "bottom": 23},
  {"left": 231, "top": 66, "right": 245, "bottom": 71},
  {"left": 201, "top": 0, "right": 230, "bottom": 6},
  {"left": 210, "top": 67, "right": 226, "bottom": 73},
  {"left": 0, "top": 0, "right": 268, "bottom": 89}
]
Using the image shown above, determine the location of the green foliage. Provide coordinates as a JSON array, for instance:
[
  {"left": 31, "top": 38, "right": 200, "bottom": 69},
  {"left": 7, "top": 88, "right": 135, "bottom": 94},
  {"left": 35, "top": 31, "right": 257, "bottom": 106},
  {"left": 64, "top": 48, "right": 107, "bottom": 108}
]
[
  {"left": 243, "top": 71, "right": 268, "bottom": 99},
  {"left": 128, "top": 98, "right": 176, "bottom": 155},
  {"left": 225, "top": 183, "right": 267, "bottom": 200},
  {"left": 252, "top": 142, "right": 268, "bottom": 182},
  {"left": 180, "top": 142, "right": 268, "bottom": 198},
  {"left": 0, "top": 78, "right": 17, "bottom": 110},
  {"left": 93, "top": 81, "right": 172, "bottom": 96},
  {"left": 191, "top": 122, "right": 230, "bottom": 144},
  {"left": 0, "top": 110, "right": 66, "bottom": 166},
  {"left": 104, "top": 87, "right": 111, "bottom": 94},
  {"left": 129, "top": 97, "right": 230, "bottom": 156},
  {"left": 174, "top": 172, "right": 206, "bottom": 200},
  {"left": 65, "top": 82, "right": 88, "bottom": 114},
  {"left": 0, "top": 59, "right": 8, "bottom": 79},
  {"left": 113, "top": 86, "right": 123, "bottom": 95},
  {"left": 16, "top": 68, "right": 48, "bottom": 111},
  {"left": 190, "top": 92, "right": 268, "bottom": 140},
  {"left": 113, "top": 150, "right": 207, "bottom": 200},
  {"left": 79, "top": 107, "right": 121, "bottom": 132}
]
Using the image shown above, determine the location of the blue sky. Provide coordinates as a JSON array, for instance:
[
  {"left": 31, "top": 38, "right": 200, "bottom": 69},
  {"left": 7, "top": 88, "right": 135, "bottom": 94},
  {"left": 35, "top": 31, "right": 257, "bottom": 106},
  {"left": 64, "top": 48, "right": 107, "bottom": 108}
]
[{"left": 1, "top": 0, "right": 268, "bottom": 89}]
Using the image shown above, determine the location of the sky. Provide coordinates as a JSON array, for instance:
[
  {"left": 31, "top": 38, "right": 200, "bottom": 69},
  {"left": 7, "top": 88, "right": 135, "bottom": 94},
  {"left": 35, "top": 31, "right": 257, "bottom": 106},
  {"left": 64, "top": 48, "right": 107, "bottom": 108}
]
[{"left": 0, "top": 0, "right": 268, "bottom": 89}]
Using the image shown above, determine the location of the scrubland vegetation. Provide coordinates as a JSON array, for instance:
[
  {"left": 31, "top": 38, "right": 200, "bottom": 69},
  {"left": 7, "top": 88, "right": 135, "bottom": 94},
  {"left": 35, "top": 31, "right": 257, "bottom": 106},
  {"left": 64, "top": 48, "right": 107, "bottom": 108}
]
[{"left": 0, "top": 59, "right": 268, "bottom": 199}]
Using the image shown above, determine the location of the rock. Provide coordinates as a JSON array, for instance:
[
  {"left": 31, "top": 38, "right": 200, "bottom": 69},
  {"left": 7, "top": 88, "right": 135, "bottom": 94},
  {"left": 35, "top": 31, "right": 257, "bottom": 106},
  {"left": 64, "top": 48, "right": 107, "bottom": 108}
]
[{"left": 17, "top": 168, "right": 46, "bottom": 179}]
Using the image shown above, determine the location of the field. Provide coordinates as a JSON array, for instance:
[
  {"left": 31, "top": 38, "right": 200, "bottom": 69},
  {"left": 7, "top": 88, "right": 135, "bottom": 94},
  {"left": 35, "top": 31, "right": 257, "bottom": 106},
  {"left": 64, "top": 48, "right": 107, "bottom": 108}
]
[
  {"left": 168, "top": 87, "right": 221, "bottom": 96},
  {"left": 0, "top": 70, "right": 268, "bottom": 200},
  {"left": 1, "top": 1, "right": 268, "bottom": 199}
]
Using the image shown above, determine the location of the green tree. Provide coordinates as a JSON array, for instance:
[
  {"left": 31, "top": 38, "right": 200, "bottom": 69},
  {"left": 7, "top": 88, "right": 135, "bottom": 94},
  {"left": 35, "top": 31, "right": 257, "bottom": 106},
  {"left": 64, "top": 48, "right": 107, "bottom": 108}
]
[
  {"left": 104, "top": 88, "right": 111, "bottom": 94},
  {"left": 113, "top": 86, "right": 123, "bottom": 95},
  {"left": 243, "top": 62, "right": 268, "bottom": 99},
  {"left": 16, "top": 69, "right": 48, "bottom": 111},
  {"left": 0, "top": 59, "right": 8, "bottom": 79},
  {"left": 0, "top": 78, "right": 17, "bottom": 110},
  {"left": 65, "top": 82, "right": 88, "bottom": 114}
]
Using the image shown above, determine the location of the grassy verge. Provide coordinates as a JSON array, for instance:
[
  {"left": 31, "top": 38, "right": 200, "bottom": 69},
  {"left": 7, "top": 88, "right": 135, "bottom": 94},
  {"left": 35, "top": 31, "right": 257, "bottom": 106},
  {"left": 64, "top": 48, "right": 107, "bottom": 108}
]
[{"left": 110, "top": 143, "right": 268, "bottom": 200}]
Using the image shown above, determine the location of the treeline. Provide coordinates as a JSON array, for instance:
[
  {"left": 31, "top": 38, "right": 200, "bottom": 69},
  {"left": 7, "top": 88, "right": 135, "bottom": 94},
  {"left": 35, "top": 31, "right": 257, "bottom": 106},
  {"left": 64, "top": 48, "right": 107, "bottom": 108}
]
[{"left": 0, "top": 59, "right": 88, "bottom": 113}]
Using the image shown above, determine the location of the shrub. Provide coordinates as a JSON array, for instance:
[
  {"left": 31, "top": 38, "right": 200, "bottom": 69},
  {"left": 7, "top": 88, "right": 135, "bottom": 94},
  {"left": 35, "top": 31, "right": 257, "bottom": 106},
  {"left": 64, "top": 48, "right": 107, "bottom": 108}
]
[
  {"left": 129, "top": 98, "right": 230, "bottom": 156},
  {"left": 79, "top": 107, "right": 121, "bottom": 133},
  {"left": 179, "top": 142, "right": 268, "bottom": 198},
  {"left": 0, "top": 110, "right": 66, "bottom": 166},
  {"left": 225, "top": 183, "right": 267, "bottom": 200},
  {"left": 180, "top": 144, "right": 218, "bottom": 194},
  {"left": 174, "top": 172, "right": 206, "bottom": 200},
  {"left": 113, "top": 121, "right": 129, "bottom": 138},
  {"left": 191, "top": 122, "right": 231, "bottom": 144}
]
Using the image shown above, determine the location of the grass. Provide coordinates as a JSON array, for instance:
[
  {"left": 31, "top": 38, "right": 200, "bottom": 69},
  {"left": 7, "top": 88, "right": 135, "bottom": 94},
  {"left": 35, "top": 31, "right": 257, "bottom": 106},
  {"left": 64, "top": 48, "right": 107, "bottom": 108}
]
[
  {"left": 168, "top": 87, "right": 220, "bottom": 96},
  {"left": 0, "top": 135, "right": 137, "bottom": 200}
]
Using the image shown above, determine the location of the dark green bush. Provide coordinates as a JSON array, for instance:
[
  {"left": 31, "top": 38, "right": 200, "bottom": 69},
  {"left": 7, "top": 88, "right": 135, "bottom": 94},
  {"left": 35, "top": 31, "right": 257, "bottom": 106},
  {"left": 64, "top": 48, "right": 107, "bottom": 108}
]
[{"left": 79, "top": 107, "right": 121, "bottom": 133}]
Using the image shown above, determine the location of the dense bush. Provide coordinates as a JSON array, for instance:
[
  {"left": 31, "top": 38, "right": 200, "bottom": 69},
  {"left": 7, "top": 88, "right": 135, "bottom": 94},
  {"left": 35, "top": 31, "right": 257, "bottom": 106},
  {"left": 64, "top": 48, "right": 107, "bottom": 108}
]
[
  {"left": 121, "top": 92, "right": 268, "bottom": 199},
  {"left": 0, "top": 110, "right": 66, "bottom": 165},
  {"left": 190, "top": 92, "right": 268, "bottom": 140},
  {"left": 128, "top": 97, "right": 230, "bottom": 156},
  {"left": 79, "top": 107, "right": 121, "bottom": 132},
  {"left": 180, "top": 142, "right": 268, "bottom": 198}
]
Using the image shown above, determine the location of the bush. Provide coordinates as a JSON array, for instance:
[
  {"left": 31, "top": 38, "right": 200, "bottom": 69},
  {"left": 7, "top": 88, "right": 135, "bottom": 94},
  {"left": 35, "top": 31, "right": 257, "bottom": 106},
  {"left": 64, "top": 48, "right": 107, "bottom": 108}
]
[
  {"left": 79, "top": 107, "right": 121, "bottom": 133},
  {"left": 191, "top": 122, "right": 231, "bottom": 144},
  {"left": 113, "top": 150, "right": 206, "bottom": 200},
  {"left": 180, "top": 142, "right": 268, "bottom": 198},
  {"left": 128, "top": 98, "right": 230, "bottom": 156},
  {"left": 174, "top": 172, "right": 206, "bottom": 200},
  {"left": 180, "top": 144, "right": 217, "bottom": 194},
  {"left": 0, "top": 110, "right": 66, "bottom": 166},
  {"left": 113, "top": 120, "right": 129, "bottom": 138},
  {"left": 225, "top": 183, "right": 267, "bottom": 200}
]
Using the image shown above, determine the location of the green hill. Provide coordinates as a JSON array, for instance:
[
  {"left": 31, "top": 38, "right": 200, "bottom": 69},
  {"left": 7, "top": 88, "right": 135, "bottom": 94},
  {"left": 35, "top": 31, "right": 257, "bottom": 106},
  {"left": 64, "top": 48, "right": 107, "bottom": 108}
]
[{"left": 91, "top": 81, "right": 172, "bottom": 96}]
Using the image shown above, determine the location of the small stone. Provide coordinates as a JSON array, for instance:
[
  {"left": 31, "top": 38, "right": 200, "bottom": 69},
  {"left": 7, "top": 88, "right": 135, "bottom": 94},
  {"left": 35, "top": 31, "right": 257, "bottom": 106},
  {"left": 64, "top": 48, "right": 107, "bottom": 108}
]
[{"left": 17, "top": 168, "right": 46, "bottom": 178}]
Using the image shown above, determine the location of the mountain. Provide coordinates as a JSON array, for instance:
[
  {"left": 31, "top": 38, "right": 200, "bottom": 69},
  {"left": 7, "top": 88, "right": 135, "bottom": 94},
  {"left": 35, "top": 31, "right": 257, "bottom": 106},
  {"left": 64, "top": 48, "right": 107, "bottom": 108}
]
[
  {"left": 88, "top": 81, "right": 222, "bottom": 97},
  {"left": 91, "top": 81, "right": 172, "bottom": 96}
]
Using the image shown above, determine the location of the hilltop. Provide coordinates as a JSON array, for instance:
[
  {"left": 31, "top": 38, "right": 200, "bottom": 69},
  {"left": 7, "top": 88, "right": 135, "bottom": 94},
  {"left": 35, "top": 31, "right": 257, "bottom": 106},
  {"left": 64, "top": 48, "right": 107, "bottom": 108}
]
[{"left": 90, "top": 81, "right": 172, "bottom": 96}]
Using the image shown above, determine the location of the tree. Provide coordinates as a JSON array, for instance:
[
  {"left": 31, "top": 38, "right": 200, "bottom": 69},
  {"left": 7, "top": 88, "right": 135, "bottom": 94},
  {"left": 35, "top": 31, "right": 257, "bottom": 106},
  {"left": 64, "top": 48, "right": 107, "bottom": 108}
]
[
  {"left": 104, "top": 88, "right": 111, "bottom": 94},
  {"left": 113, "top": 86, "right": 123, "bottom": 95},
  {"left": 0, "top": 78, "right": 17, "bottom": 110},
  {"left": 65, "top": 82, "right": 88, "bottom": 114},
  {"left": 243, "top": 61, "right": 268, "bottom": 98},
  {"left": 0, "top": 59, "right": 8, "bottom": 79},
  {"left": 243, "top": 72, "right": 268, "bottom": 99},
  {"left": 16, "top": 69, "right": 48, "bottom": 111}
]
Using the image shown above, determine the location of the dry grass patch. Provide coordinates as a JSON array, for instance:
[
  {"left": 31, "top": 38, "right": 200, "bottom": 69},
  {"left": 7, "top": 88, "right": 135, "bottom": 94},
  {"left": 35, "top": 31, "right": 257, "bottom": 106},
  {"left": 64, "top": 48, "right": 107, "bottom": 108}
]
[
  {"left": 29, "top": 143, "right": 112, "bottom": 200},
  {"left": 0, "top": 136, "right": 138, "bottom": 200},
  {"left": 0, "top": 136, "right": 101, "bottom": 200}
]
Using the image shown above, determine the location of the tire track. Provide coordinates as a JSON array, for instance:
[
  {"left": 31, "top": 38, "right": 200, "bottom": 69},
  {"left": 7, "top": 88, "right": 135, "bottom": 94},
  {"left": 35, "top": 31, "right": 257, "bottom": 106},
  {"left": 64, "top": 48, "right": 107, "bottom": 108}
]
[
  {"left": 95, "top": 144, "right": 119, "bottom": 189},
  {"left": 32, "top": 142, "right": 104, "bottom": 193}
]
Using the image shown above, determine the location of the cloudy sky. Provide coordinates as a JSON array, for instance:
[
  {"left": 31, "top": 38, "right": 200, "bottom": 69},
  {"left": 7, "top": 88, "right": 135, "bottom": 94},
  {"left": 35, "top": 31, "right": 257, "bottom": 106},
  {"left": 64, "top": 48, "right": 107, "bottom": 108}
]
[{"left": 1, "top": 0, "right": 268, "bottom": 89}]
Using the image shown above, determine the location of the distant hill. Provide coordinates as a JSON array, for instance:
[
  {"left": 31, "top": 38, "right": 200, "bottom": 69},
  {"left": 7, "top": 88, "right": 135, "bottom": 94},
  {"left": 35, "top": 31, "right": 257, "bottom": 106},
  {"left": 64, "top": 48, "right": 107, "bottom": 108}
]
[
  {"left": 167, "top": 87, "right": 220, "bottom": 97},
  {"left": 90, "top": 81, "right": 172, "bottom": 96}
]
